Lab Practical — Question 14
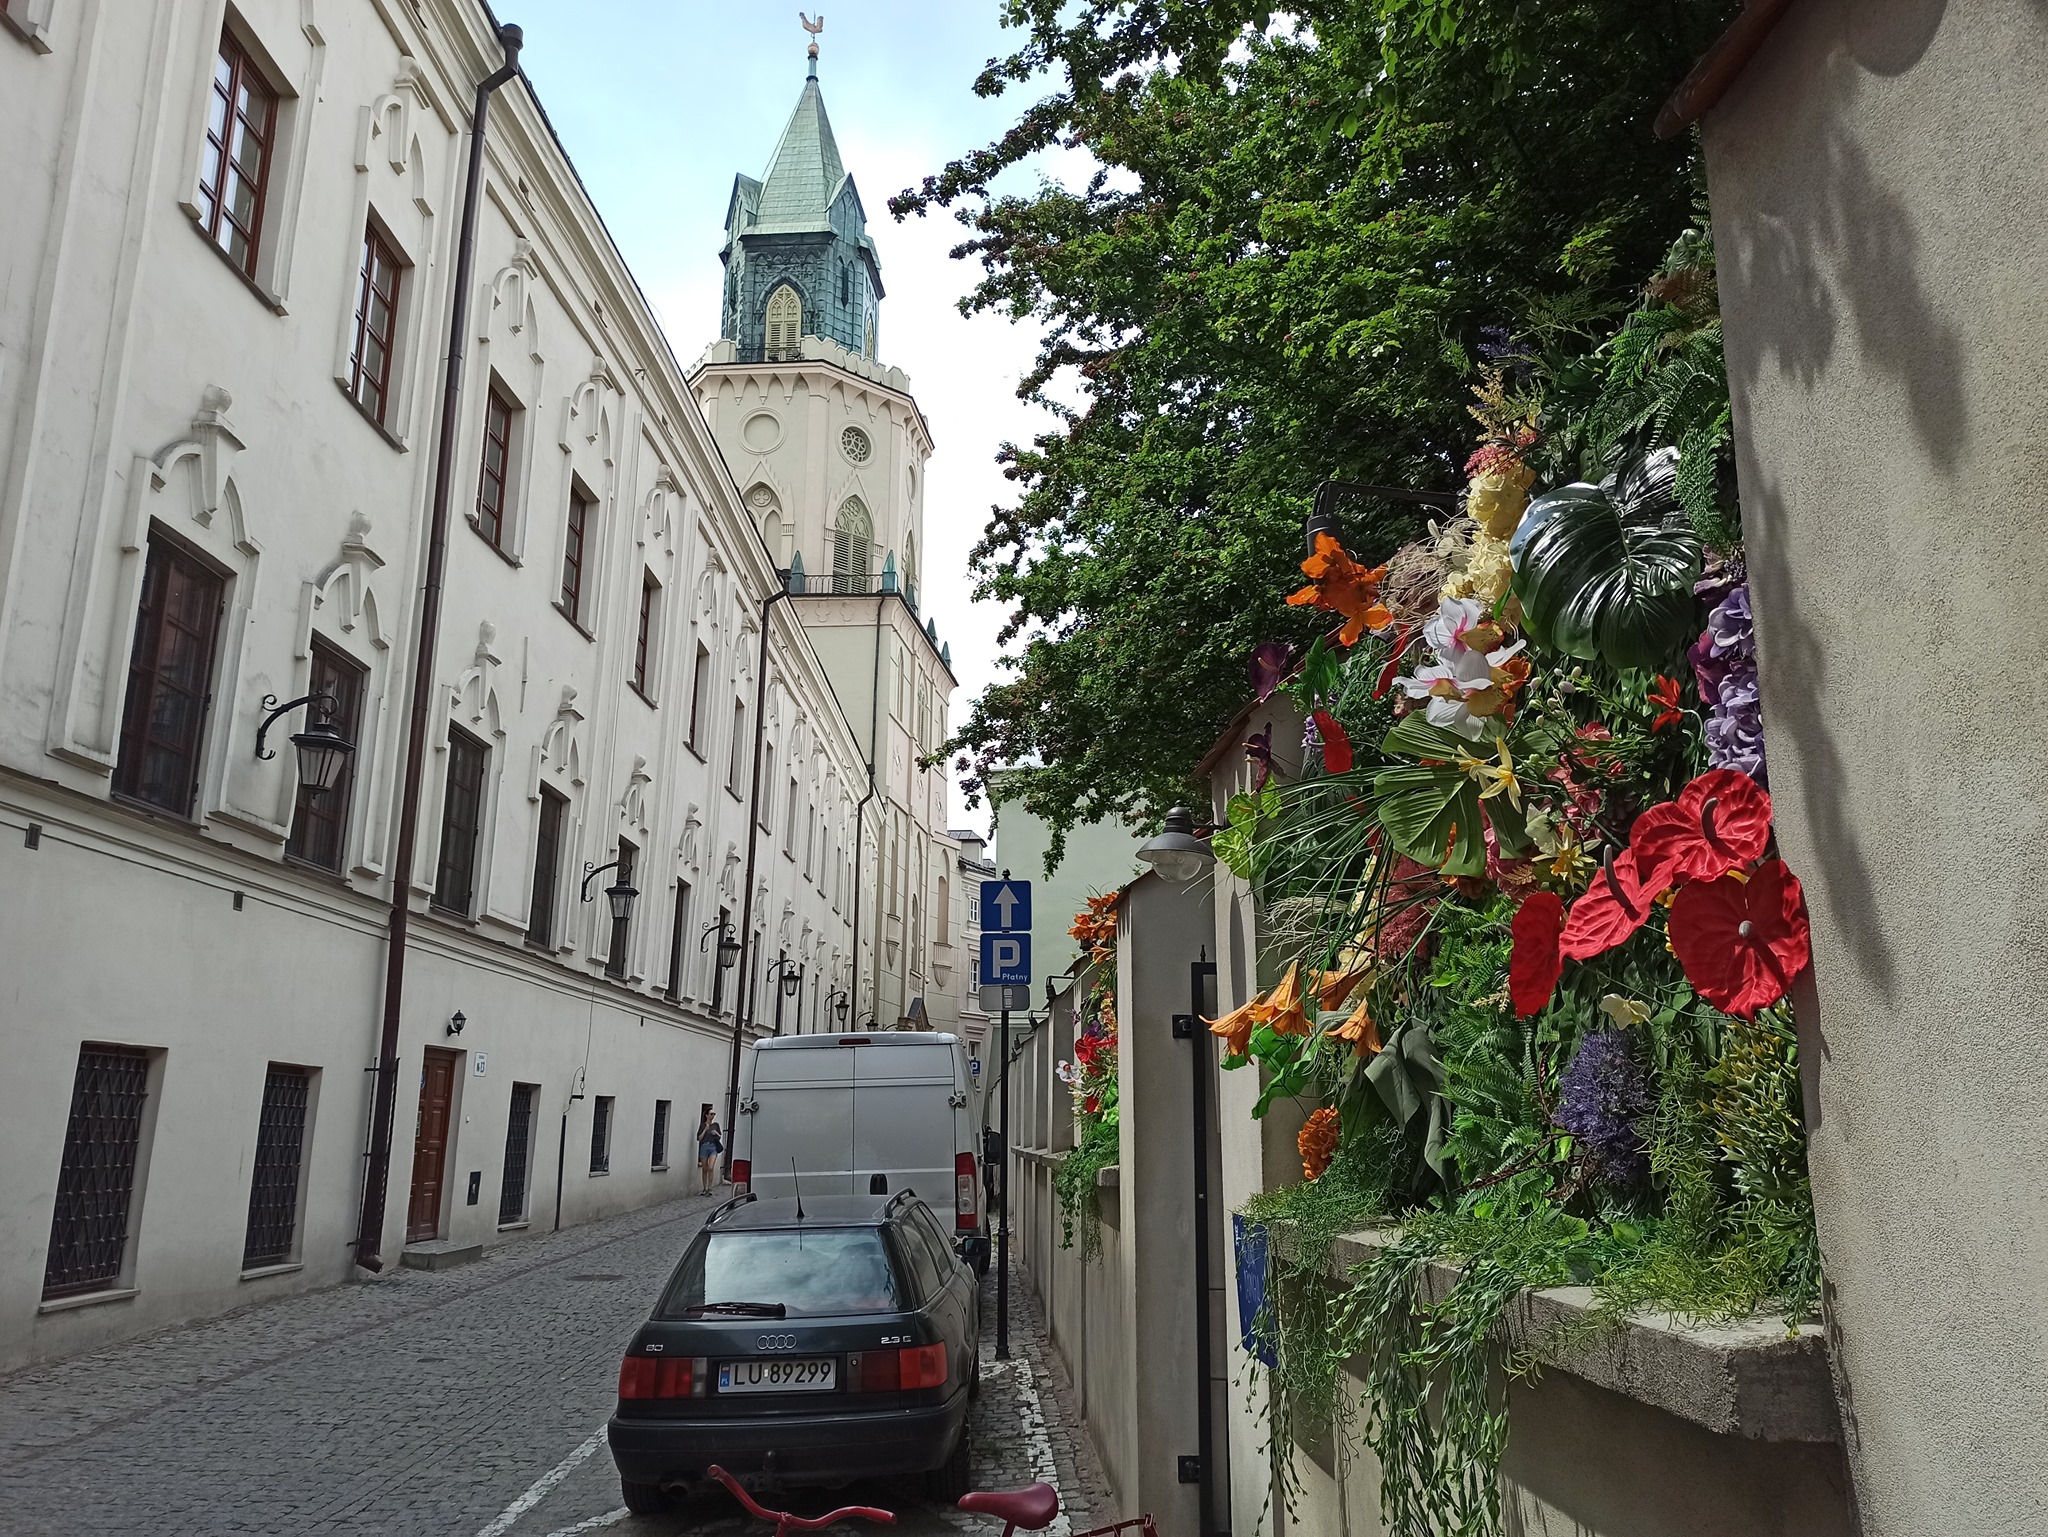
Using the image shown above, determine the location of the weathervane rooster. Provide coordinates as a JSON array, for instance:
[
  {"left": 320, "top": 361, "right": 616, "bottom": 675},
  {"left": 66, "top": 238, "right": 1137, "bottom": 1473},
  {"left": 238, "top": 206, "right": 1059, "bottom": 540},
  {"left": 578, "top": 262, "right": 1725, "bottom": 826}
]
[{"left": 800, "top": 12, "right": 823, "bottom": 61}]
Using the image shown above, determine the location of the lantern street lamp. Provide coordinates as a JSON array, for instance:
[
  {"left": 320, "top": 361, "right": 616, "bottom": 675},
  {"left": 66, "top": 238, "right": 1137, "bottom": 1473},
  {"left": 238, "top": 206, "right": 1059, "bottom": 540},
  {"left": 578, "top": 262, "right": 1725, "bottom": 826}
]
[
  {"left": 579, "top": 860, "right": 639, "bottom": 926},
  {"left": 824, "top": 987, "right": 851, "bottom": 1028},
  {"left": 701, "top": 920, "right": 742, "bottom": 1017},
  {"left": 1136, "top": 806, "right": 1213, "bottom": 884},
  {"left": 255, "top": 691, "right": 356, "bottom": 798},
  {"left": 1139, "top": 806, "right": 1227, "bottom": 1537},
  {"left": 770, "top": 952, "right": 803, "bottom": 1036}
]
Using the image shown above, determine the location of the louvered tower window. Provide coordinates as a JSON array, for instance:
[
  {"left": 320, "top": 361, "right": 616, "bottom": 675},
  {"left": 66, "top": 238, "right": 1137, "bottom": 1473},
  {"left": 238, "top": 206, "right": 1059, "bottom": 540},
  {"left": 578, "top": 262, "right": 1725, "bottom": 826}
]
[
  {"left": 832, "top": 497, "right": 873, "bottom": 594},
  {"left": 765, "top": 285, "right": 801, "bottom": 360}
]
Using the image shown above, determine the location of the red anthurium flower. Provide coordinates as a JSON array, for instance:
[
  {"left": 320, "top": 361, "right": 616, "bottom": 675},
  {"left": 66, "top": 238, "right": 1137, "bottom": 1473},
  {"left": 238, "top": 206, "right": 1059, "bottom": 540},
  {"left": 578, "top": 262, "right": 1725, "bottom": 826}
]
[
  {"left": 1509, "top": 891, "right": 1566, "bottom": 1017},
  {"left": 1668, "top": 858, "right": 1812, "bottom": 1018},
  {"left": 1374, "top": 627, "right": 1418, "bottom": 699},
  {"left": 1631, "top": 768, "right": 1773, "bottom": 891},
  {"left": 1560, "top": 848, "right": 1660, "bottom": 961},
  {"left": 1648, "top": 675, "right": 1684, "bottom": 731},
  {"left": 1313, "top": 710, "right": 1354, "bottom": 774}
]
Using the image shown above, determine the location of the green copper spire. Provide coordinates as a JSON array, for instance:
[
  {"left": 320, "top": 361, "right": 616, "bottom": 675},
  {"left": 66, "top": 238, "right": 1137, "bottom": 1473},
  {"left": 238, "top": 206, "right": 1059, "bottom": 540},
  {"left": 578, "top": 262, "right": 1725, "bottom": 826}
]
[{"left": 719, "top": 26, "right": 883, "bottom": 359}]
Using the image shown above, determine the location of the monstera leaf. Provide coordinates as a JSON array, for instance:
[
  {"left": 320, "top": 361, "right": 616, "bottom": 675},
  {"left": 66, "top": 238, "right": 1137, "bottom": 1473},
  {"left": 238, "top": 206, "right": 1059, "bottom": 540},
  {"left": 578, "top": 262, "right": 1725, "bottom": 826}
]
[
  {"left": 1372, "top": 715, "right": 1533, "bottom": 878},
  {"left": 1512, "top": 449, "right": 1703, "bottom": 673}
]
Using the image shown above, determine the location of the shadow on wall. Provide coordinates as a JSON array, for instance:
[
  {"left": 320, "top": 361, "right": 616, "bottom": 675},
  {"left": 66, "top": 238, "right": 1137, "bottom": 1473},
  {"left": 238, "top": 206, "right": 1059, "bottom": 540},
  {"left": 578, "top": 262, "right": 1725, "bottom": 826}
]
[
  {"left": 1737, "top": 464, "right": 1896, "bottom": 1005},
  {"left": 1717, "top": 0, "right": 1968, "bottom": 471}
]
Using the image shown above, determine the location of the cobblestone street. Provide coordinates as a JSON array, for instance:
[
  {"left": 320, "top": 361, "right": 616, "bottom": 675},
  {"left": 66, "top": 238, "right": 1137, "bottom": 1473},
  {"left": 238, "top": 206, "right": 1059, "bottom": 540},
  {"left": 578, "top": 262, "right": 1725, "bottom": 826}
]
[{"left": 0, "top": 1196, "right": 1110, "bottom": 1536}]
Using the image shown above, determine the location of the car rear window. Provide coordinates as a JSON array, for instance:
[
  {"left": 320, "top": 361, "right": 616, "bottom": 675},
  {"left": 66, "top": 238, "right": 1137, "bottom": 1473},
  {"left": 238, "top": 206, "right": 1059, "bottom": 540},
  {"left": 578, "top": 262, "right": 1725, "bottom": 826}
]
[{"left": 660, "top": 1229, "right": 904, "bottom": 1318}]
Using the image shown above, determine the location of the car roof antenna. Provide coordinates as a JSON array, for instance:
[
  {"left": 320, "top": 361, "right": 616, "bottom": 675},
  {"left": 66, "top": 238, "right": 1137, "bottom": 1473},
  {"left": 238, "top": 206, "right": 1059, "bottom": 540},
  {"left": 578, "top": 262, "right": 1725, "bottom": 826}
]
[{"left": 790, "top": 1157, "right": 806, "bottom": 1222}]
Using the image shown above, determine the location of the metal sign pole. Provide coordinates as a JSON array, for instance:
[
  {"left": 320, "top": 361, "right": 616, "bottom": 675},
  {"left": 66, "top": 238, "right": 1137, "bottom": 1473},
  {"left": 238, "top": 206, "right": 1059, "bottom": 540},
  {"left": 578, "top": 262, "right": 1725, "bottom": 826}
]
[{"left": 996, "top": 1003, "right": 1011, "bottom": 1361}]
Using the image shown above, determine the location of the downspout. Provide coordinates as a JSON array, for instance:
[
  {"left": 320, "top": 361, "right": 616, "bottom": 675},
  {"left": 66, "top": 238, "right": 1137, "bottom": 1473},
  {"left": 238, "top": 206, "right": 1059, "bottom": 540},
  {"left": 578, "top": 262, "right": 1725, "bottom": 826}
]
[
  {"left": 353, "top": 23, "right": 524, "bottom": 1273},
  {"left": 846, "top": 593, "right": 886, "bottom": 1024},
  {"left": 722, "top": 584, "right": 789, "bottom": 1170}
]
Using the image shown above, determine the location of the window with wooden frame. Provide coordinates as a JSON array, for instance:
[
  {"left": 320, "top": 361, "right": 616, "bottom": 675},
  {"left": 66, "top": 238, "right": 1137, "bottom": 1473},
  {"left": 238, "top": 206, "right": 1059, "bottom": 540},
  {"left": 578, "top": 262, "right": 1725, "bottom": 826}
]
[
  {"left": 526, "top": 785, "right": 567, "bottom": 948},
  {"left": 284, "top": 641, "right": 365, "bottom": 872},
  {"left": 560, "top": 482, "right": 593, "bottom": 625},
  {"left": 114, "top": 536, "right": 225, "bottom": 817},
  {"left": 474, "top": 385, "right": 517, "bottom": 550},
  {"left": 605, "top": 839, "right": 637, "bottom": 979},
  {"left": 432, "top": 726, "right": 487, "bottom": 917},
  {"left": 759, "top": 745, "right": 776, "bottom": 831},
  {"left": 347, "top": 223, "right": 403, "bottom": 426},
  {"left": 728, "top": 702, "right": 746, "bottom": 794},
  {"left": 665, "top": 879, "right": 691, "bottom": 1001},
  {"left": 784, "top": 775, "right": 799, "bottom": 857},
  {"left": 197, "top": 30, "right": 277, "bottom": 278},
  {"left": 632, "top": 572, "right": 658, "bottom": 697},
  {"left": 687, "top": 643, "right": 711, "bottom": 752}
]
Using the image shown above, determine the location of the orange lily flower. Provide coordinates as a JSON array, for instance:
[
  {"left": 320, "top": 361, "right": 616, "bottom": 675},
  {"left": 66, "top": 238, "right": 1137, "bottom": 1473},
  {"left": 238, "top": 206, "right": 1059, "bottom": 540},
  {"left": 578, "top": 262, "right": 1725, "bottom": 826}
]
[
  {"left": 1206, "top": 999, "right": 1258, "bottom": 1057},
  {"left": 1331, "top": 994, "right": 1382, "bottom": 1056},
  {"left": 1259, "top": 962, "right": 1312, "bottom": 1037},
  {"left": 1287, "top": 534, "right": 1391, "bottom": 647},
  {"left": 1316, "top": 961, "right": 1374, "bottom": 1012}
]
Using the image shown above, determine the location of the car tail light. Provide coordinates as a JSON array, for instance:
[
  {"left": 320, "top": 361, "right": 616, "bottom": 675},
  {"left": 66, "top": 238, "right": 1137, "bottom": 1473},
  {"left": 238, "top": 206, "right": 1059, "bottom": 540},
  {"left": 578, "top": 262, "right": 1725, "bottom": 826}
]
[
  {"left": 955, "top": 1152, "right": 978, "bottom": 1231},
  {"left": 850, "top": 1343, "right": 947, "bottom": 1393},
  {"left": 619, "top": 1355, "right": 707, "bottom": 1400},
  {"left": 731, "top": 1159, "right": 750, "bottom": 1194},
  {"left": 900, "top": 1342, "right": 948, "bottom": 1390}
]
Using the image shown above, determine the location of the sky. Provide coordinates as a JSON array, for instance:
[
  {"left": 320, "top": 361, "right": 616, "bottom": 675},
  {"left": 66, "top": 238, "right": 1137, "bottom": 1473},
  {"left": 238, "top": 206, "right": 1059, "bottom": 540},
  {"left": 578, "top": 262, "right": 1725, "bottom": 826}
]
[{"left": 507, "top": 2, "right": 1076, "bottom": 839}]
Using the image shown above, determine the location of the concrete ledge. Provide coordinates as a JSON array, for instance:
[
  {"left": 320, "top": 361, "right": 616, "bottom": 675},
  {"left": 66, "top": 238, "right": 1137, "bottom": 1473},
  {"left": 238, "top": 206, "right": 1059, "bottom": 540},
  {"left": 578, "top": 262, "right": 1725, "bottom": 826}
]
[
  {"left": 399, "top": 1241, "right": 484, "bottom": 1272},
  {"left": 1279, "top": 1225, "right": 1840, "bottom": 1444}
]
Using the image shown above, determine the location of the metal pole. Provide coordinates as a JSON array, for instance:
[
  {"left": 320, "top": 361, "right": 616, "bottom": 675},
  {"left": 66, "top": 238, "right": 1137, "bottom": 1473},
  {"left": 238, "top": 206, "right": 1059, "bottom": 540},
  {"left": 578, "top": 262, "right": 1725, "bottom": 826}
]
[
  {"left": 723, "top": 587, "right": 788, "bottom": 1174},
  {"left": 353, "top": 23, "right": 523, "bottom": 1273},
  {"left": 773, "top": 951, "right": 787, "bottom": 1036},
  {"left": 997, "top": 1004, "right": 1011, "bottom": 1360},
  {"left": 1190, "top": 952, "right": 1221, "bottom": 1537}
]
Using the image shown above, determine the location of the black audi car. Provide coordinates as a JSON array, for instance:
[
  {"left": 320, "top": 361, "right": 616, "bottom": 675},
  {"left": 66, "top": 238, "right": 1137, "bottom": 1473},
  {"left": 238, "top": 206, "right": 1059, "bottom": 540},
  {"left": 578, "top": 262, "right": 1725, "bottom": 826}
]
[{"left": 606, "top": 1191, "right": 980, "bottom": 1514}]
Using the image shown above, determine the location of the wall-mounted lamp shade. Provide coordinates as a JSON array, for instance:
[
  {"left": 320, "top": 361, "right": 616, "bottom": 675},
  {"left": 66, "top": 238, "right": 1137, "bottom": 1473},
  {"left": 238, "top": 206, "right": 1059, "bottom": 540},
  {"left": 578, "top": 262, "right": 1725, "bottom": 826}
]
[
  {"left": 448, "top": 1011, "right": 466, "bottom": 1037},
  {"left": 781, "top": 967, "right": 802, "bottom": 997},
  {"left": 1137, "top": 806, "right": 1214, "bottom": 885},
  {"left": 291, "top": 718, "right": 355, "bottom": 797},
  {"left": 605, "top": 879, "right": 638, "bottom": 926},
  {"left": 718, "top": 933, "right": 744, "bottom": 971},
  {"left": 835, "top": 994, "right": 850, "bottom": 1022}
]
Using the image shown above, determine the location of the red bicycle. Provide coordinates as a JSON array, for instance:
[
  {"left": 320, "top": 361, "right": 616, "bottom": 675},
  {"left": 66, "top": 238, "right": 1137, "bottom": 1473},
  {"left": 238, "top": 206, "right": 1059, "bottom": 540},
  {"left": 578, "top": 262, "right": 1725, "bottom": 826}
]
[{"left": 707, "top": 1466, "right": 1158, "bottom": 1537}]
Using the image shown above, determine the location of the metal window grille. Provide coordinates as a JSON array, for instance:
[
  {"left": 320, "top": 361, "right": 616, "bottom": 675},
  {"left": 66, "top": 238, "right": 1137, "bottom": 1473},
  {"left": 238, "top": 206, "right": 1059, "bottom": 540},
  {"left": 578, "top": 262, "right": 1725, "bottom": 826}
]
[
  {"left": 590, "top": 1096, "right": 613, "bottom": 1173},
  {"left": 499, "top": 1083, "right": 535, "bottom": 1224},
  {"left": 241, "top": 1066, "right": 310, "bottom": 1268},
  {"left": 652, "top": 1100, "right": 671, "bottom": 1169},
  {"left": 43, "top": 1047, "right": 151, "bottom": 1300}
]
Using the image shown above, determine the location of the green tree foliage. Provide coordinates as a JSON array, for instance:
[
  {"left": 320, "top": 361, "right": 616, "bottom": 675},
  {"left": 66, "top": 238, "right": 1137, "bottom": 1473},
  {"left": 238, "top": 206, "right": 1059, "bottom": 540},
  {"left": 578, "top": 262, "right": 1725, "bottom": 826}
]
[{"left": 903, "top": 1, "right": 1741, "bottom": 849}]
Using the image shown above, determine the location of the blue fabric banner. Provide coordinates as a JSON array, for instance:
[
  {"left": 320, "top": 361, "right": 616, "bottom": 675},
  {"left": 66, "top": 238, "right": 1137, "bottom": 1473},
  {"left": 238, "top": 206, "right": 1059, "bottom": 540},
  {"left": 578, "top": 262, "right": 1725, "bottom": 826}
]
[{"left": 1233, "top": 1213, "right": 1276, "bottom": 1368}]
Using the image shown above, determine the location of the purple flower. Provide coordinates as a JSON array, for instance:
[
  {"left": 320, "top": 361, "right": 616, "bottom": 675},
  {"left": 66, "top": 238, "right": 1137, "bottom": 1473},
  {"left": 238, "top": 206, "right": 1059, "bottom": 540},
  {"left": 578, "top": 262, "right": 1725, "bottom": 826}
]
[
  {"left": 1692, "top": 583, "right": 1767, "bottom": 784},
  {"left": 1554, "top": 1031, "right": 1653, "bottom": 1186},
  {"left": 1302, "top": 716, "right": 1323, "bottom": 755},
  {"left": 1245, "top": 726, "right": 1274, "bottom": 793},
  {"left": 1250, "top": 641, "right": 1294, "bottom": 703}
]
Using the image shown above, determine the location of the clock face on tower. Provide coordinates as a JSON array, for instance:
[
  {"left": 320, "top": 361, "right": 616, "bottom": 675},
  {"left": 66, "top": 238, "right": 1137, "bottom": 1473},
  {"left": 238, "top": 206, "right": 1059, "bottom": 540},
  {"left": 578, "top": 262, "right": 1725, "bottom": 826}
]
[{"left": 840, "top": 425, "right": 872, "bottom": 463}]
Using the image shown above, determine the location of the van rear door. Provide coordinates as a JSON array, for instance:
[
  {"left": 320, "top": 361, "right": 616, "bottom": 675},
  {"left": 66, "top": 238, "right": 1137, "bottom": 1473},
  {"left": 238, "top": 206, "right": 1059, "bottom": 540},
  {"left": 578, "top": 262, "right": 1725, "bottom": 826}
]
[
  {"left": 852, "top": 1041, "right": 959, "bottom": 1205},
  {"left": 747, "top": 1043, "right": 856, "bottom": 1198}
]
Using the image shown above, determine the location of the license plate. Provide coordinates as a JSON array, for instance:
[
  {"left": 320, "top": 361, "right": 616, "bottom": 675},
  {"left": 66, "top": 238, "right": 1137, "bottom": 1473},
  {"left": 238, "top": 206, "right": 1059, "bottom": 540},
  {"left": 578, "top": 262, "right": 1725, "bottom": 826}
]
[{"left": 717, "top": 1357, "right": 837, "bottom": 1394}]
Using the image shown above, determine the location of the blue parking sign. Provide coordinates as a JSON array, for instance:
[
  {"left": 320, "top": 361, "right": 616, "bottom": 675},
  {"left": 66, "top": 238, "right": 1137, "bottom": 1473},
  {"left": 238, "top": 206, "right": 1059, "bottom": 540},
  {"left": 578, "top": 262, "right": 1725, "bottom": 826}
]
[
  {"left": 980, "top": 931, "right": 1031, "bottom": 987},
  {"left": 980, "top": 880, "right": 1032, "bottom": 933}
]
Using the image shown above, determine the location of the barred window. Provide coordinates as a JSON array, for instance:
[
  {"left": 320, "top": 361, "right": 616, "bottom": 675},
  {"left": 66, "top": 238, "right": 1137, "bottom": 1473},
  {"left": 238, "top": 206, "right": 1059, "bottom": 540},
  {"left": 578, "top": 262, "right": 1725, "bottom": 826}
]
[
  {"left": 241, "top": 1066, "right": 311, "bottom": 1269},
  {"left": 499, "top": 1083, "right": 537, "bottom": 1224},
  {"left": 43, "top": 1046, "right": 152, "bottom": 1300},
  {"left": 590, "top": 1096, "right": 614, "bottom": 1174},
  {"left": 652, "top": 1100, "right": 672, "bottom": 1170}
]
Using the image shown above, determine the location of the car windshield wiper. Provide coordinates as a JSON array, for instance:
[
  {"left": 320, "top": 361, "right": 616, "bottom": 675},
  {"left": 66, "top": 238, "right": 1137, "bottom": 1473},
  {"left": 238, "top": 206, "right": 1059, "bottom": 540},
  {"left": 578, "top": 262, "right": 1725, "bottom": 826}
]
[{"left": 688, "top": 1301, "right": 788, "bottom": 1318}]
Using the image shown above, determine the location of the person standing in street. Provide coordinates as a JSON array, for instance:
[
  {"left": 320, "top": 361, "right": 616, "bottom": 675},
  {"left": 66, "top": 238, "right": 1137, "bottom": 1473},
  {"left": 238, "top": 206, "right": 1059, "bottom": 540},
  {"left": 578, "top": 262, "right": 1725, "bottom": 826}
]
[{"left": 697, "top": 1118, "right": 723, "bottom": 1195}]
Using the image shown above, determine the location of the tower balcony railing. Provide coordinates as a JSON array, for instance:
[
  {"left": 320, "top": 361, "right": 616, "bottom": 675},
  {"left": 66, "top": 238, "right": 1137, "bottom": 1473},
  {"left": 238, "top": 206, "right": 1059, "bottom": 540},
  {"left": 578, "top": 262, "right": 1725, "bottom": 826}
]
[{"left": 779, "top": 568, "right": 919, "bottom": 615}]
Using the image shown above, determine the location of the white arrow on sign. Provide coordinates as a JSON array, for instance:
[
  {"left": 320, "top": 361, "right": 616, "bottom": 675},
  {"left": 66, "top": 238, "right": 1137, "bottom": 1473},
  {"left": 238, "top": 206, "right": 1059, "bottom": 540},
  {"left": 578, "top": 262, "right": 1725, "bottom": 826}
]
[{"left": 993, "top": 884, "right": 1021, "bottom": 928}]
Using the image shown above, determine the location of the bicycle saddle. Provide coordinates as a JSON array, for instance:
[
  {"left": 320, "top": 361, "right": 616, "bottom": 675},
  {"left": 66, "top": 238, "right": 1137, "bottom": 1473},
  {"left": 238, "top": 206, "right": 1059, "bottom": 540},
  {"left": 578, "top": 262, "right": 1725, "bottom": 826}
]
[{"left": 958, "top": 1483, "right": 1061, "bottom": 1530}]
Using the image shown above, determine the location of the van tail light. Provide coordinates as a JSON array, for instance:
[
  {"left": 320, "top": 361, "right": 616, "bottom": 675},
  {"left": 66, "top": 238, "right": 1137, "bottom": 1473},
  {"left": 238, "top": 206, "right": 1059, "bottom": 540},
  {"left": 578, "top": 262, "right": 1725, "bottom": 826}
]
[
  {"left": 850, "top": 1343, "right": 947, "bottom": 1393},
  {"left": 731, "top": 1159, "right": 751, "bottom": 1194},
  {"left": 619, "top": 1354, "right": 708, "bottom": 1400},
  {"left": 955, "top": 1152, "right": 978, "bottom": 1231}
]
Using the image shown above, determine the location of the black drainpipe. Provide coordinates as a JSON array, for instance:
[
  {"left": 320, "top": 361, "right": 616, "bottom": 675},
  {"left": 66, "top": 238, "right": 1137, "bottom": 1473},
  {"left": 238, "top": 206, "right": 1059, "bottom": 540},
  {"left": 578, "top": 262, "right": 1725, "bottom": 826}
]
[{"left": 354, "top": 23, "right": 524, "bottom": 1272}]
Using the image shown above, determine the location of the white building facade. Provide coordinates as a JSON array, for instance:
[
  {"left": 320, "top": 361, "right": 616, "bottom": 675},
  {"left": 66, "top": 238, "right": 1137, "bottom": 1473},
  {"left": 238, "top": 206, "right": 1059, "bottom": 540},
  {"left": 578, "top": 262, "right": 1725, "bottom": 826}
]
[
  {"left": 0, "top": 0, "right": 864, "bottom": 1370},
  {"left": 690, "top": 55, "right": 968, "bottom": 1037}
]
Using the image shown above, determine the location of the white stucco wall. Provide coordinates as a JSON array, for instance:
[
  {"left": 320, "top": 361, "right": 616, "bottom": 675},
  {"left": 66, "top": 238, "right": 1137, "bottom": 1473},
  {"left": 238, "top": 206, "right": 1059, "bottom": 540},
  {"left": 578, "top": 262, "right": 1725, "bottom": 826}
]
[{"left": 0, "top": 0, "right": 865, "bottom": 1369}]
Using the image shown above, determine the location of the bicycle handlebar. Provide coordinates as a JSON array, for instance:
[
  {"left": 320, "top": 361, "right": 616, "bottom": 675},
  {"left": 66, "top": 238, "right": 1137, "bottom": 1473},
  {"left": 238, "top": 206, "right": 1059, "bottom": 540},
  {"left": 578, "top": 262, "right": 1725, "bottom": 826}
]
[{"left": 707, "top": 1465, "right": 898, "bottom": 1533}]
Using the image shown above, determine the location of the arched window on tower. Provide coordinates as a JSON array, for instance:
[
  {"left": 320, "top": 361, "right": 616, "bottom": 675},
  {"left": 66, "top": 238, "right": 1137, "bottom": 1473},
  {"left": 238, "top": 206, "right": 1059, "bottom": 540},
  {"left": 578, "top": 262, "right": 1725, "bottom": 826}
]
[
  {"left": 833, "top": 497, "right": 873, "bottom": 593},
  {"left": 864, "top": 313, "right": 876, "bottom": 360},
  {"left": 838, "top": 263, "right": 851, "bottom": 305},
  {"left": 765, "top": 284, "right": 801, "bottom": 361},
  {"left": 903, "top": 531, "right": 918, "bottom": 610}
]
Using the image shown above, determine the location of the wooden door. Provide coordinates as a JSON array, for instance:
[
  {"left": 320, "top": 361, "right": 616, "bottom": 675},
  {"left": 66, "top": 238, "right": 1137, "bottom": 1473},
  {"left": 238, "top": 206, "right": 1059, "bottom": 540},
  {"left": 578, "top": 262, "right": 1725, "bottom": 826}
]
[{"left": 407, "top": 1049, "right": 460, "bottom": 1243}]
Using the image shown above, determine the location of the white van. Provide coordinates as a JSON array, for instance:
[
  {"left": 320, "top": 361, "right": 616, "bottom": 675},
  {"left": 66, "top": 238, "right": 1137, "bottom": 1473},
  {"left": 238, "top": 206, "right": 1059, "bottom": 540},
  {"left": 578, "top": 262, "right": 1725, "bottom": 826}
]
[{"left": 732, "top": 1032, "right": 989, "bottom": 1271}]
